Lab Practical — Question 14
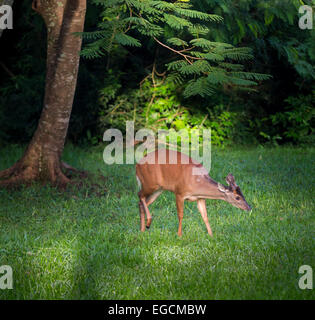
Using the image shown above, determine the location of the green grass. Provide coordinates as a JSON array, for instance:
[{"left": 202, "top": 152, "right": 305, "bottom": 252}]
[{"left": 0, "top": 144, "right": 314, "bottom": 299}]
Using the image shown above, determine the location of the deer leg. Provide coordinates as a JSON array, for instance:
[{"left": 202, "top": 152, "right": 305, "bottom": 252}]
[
  {"left": 138, "top": 190, "right": 153, "bottom": 230},
  {"left": 175, "top": 195, "right": 184, "bottom": 237},
  {"left": 142, "top": 199, "right": 152, "bottom": 229},
  {"left": 138, "top": 188, "right": 162, "bottom": 231},
  {"left": 138, "top": 200, "right": 146, "bottom": 232},
  {"left": 146, "top": 190, "right": 162, "bottom": 206},
  {"left": 197, "top": 199, "right": 213, "bottom": 237},
  {"left": 143, "top": 190, "right": 163, "bottom": 229},
  {"left": 138, "top": 190, "right": 151, "bottom": 232}
]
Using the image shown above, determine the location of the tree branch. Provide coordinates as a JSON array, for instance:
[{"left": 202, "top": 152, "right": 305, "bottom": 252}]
[
  {"left": 0, "top": 61, "right": 15, "bottom": 77},
  {"left": 153, "top": 37, "right": 203, "bottom": 65},
  {"left": 31, "top": 0, "right": 41, "bottom": 14}
]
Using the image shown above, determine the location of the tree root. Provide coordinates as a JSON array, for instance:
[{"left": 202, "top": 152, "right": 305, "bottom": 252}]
[
  {"left": 0, "top": 161, "right": 108, "bottom": 198},
  {"left": 0, "top": 162, "right": 70, "bottom": 189},
  {"left": 0, "top": 165, "right": 37, "bottom": 188},
  {"left": 61, "top": 161, "right": 88, "bottom": 179},
  {"left": 0, "top": 157, "right": 108, "bottom": 195},
  {"left": 61, "top": 161, "right": 80, "bottom": 172},
  {"left": 0, "top": 163, "right": 17, "bottom": 179}
]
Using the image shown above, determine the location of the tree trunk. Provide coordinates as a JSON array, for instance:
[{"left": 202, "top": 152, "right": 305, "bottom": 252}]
[{"left": 0, "top": 0, "right": 86, "bottom": 187}]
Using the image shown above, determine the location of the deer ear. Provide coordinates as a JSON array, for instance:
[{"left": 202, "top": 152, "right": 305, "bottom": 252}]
[
  {"left": 218, "top": 183, "right": 227, "bottom": 193},
  {"left": 226, "top": 173, "right": 237, "bottom": 189}
]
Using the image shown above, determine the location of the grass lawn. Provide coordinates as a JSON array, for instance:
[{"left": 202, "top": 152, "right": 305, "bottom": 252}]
[{"left": 0, "top": 144, "right": 314, "bottom": 299}]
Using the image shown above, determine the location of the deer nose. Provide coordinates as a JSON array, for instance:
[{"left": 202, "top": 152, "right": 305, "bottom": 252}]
[{"left": 246, "top": 205, "right": 252, "bottom": 211}]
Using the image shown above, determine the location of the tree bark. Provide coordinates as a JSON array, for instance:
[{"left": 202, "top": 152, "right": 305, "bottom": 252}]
[{"left": 0, "top": 0, "right": 86, "bottom": 187}]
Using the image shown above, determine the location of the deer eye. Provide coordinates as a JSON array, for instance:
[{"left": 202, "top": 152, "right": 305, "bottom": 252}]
[{"left": 236, "top": 196, "right": 241, "bottom": 201}]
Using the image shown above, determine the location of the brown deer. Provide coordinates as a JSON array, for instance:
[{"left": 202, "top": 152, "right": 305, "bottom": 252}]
[{"left": 136, "top": 149, "right": 251, "bottom": 236}]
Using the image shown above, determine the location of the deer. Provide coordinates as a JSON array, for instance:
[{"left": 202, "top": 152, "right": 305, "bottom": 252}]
[{"left": 136, "top": 149, "right": 251, "bottom": 237}]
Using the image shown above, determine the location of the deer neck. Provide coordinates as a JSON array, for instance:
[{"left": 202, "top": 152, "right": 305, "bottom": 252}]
[{"left": 194, "top": 177, "right": 226, "bottom": 200}]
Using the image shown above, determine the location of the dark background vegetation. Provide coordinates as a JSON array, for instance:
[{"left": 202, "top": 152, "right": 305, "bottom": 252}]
[{"left": 0, "top": 0, "right": 314, "bottom": 148}]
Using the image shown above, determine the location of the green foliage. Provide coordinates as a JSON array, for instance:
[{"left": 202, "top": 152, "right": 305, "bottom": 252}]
[
  {"left": 0, "top": 74, "right": 45, "bottom": 143},
  {"left": 80, "top": 0, "right": 270, "bottom": 99},
  {"left": 251, "top": 90, "right": 315, "bottom": 146},
  {"left": 0, "top": 2, "right": 46, "bottom": 144},
  {"left": 184, "top": 77, "right": 214, "bottom": 98},
  {"left": 0, "top": 0, "right": 312, "bottom": 147},
  {"left": 98, "top": 74, "right": 183, "bottom": 133},
  {"left": 271, "top": 91, "right": 315, "bottom": 144},
  {"left": 207, "top": 104, "right": 239, "bottom": 146},
  {"left": 194, "top": 0, "right": 315, "bottom": 80},
  {"left": 188, "top": 0, "right": 315, "bottom": 146},
  {"left": 114, "top": 32, "right": 142, "bottom": 47},
  {"left": 97, "top": 71, "right": 243, "bottom": 146}
]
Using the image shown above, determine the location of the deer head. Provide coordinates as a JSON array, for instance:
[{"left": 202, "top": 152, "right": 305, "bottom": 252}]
[{"left": 218, "top": 173, "right": 251, "bottom": 211}]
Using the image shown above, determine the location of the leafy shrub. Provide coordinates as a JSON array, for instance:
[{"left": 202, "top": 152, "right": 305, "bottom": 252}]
[
  {"left": 271, "top": 91, "right": 315, "bottom": 144},
  {"left": 97, "top": 73, "right": 241, "bottom": 147}
]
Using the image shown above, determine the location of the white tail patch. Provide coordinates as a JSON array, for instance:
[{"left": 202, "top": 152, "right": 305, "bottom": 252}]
[{"left": 136, "top": 175, "right": 142, "bottom": 190}]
